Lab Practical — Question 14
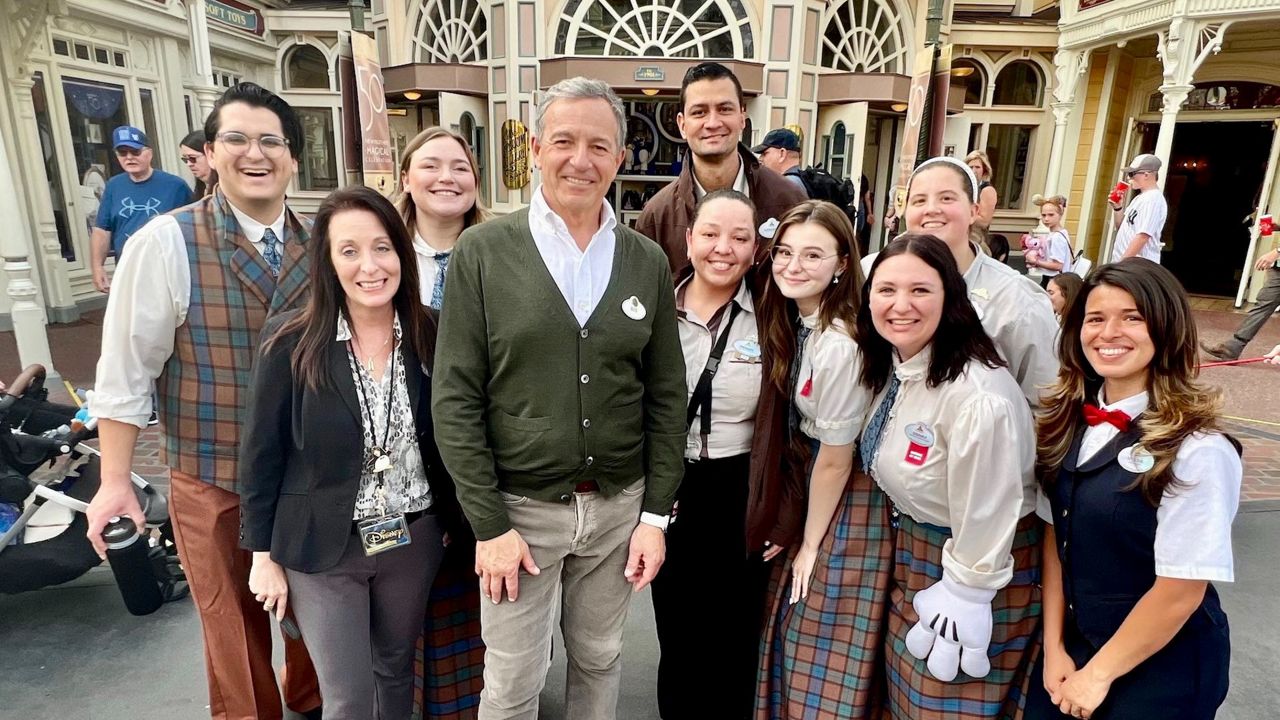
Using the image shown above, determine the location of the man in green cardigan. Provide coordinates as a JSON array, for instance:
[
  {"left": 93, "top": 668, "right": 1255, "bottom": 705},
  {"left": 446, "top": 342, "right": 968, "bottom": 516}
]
[{"left": 432, "top": 77, "right": 687, "bottom": 719}]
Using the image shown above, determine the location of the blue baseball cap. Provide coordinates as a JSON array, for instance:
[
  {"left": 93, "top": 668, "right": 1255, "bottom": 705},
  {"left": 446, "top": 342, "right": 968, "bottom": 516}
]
[
  {"left": 751, "top": 128, "right": 801, "bottom": 154},
  {"left": 112, "top": 125, "right": 149, "bottom": 150}
]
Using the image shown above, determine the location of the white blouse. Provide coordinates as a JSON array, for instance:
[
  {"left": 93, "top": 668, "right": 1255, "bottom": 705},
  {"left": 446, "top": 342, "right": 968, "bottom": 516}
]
[
  {"left": 676, "top": 278, "right": 761, "bottom": 460},
  {"left": 794, "top": 313, "right": 868, "bottom": 447},
  {"left": 1047, "top": 390, "right": 1240, "bottom": 583},
  {"left": 865, "top": 348, "right": 1037, "bottom": 591}
]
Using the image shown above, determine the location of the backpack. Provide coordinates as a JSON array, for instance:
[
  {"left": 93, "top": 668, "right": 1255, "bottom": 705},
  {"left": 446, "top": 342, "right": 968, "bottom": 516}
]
[{"left": 786, "top": 165, "right": 859, "bottom": 228}]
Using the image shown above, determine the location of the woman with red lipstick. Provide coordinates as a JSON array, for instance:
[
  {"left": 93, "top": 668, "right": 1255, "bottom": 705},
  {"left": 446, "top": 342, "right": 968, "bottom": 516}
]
[
  {"left": 755, "top": 200, "right": 874, "bottom": 718},
  {"left": 1029, "top": 259, "right": 1239, "bottom": 720},
  {"left": 856, "top": 233, "right": 1040, "bottom": 718}
]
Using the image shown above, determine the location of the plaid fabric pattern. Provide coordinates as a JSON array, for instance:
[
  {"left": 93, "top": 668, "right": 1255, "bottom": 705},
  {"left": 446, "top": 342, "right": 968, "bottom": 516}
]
[
  {"left": 413, "top": 543, "right": 484, "bottom": 719},
  {"left": 156, "top": 189, "right": 311, "bottom": 492},
  {"left": 757, "top": 471, "right": 894, "bottom": 719},
  {"left": 883, "top": 509, "right": 1042, "bottom": 720}
]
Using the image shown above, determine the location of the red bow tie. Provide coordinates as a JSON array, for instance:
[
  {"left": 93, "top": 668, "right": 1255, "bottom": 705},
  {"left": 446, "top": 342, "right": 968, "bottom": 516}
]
[{"left": 1083, "top": 404, "right": 1131, "bottom": 431}]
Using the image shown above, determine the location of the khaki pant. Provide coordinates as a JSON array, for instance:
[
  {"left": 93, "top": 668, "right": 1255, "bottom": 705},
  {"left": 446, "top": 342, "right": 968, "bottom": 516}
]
[
  {"left": 169, "top": 470, "right": 321, "bottom": 720},
  {"left": 478, "top": 478, "right": 645, "bottom": 720}
]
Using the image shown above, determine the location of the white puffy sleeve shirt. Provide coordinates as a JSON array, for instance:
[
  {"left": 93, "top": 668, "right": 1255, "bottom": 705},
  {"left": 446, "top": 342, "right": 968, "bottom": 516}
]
[
  {"left": 1049, "top": 391, "right": 1241, "bottom": 583},
  {"left": 867, "top": 349, "right": 1038, "bottom": 591},
  {"left": 794, "top": 314, "right": 869, "bottom": 447}
]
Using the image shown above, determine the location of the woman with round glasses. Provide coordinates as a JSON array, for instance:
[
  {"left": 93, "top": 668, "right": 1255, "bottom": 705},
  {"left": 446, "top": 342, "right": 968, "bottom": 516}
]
[
  {"left": 755, "top": 200, "right": 877, "bottom": 718},
  {"left": 180, "top": 131, "right": 215, "bottom": 198}
]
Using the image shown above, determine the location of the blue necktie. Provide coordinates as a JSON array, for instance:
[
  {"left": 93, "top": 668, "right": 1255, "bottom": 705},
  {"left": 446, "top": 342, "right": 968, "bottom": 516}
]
[
  {"left": 430, "top": 252, "right": 450, "bottom": 310},
  {"left": 859, "top": 372, "right": 902, "bottom": 473},
  {"left": 787, "top": 324, "right": 813, "bottom": 436},
  {"left": 262, "top": 227, "right": 282, "bottom": 278}
]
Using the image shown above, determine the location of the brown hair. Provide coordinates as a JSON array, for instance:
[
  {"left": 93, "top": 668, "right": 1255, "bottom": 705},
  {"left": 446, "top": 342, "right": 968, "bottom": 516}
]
[
  {"left": 394, "top": 127, "right": 493, "bottom": 233},
  {"left": 1034, "top": 194, "right": 1068, "bottom": 214},
  {"left": 265, "top": 186, "right": 434, "bottom": 391},
  {"left": 757, "top": 200, "right": 865, "bottom": 392},
  {"left": 1047, "top": 272, "right": 1084, "bottom": 321},
  {"left": 1038, "top": 259, "right": 1229, "bottom": 504}
]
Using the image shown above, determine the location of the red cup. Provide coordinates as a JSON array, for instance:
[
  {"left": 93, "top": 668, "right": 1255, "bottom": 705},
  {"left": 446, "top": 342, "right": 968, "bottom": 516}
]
[
  {"left": 1261, "top": 214, "right": 1274, "bottom": 237},
  {"left": 1108, "top": 180, "right": 1130, "bottom": 205}
]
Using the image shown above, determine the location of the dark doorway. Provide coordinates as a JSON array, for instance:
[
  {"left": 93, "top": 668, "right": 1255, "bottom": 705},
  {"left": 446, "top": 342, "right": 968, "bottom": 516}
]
[{"left": 1162, "top": 121, "right": 1273, "bottom": 296}]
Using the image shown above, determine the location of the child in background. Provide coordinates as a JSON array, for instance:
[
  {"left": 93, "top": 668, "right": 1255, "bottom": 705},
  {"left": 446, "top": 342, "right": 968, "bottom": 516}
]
[{"left": 1026, "top": 195, "right": 1073, "bottom": 287}]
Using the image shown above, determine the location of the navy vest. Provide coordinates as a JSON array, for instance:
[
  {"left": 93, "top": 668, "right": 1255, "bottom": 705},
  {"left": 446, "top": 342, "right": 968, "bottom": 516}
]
[{"left": 1045, "top": 424, "right": 1231, "bottom": 717}]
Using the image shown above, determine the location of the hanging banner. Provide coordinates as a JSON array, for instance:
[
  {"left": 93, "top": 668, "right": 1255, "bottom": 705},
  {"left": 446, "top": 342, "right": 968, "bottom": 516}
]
[
  {"left": 928, "top": 44, "right": 953, "bottom": 158},
  {"left": 502, "top": 119, "right": 530, "bottom": 190},
  {"left": 351, "top": 32, "right": 396, "bottom": 196},
  {"left": 892, "top": 46, "right": 936, "bottom": 220}
]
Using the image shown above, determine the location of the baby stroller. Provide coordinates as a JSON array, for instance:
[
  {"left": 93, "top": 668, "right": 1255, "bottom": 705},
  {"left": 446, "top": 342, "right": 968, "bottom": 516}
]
[{"left": 0, "top": 365, "right": 186, "bottom": 611}]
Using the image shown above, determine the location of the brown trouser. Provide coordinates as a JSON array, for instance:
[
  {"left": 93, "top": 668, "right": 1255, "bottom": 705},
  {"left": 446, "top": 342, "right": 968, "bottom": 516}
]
[{"left": 169, "top": 469, "right": 322, "bottom": 720}]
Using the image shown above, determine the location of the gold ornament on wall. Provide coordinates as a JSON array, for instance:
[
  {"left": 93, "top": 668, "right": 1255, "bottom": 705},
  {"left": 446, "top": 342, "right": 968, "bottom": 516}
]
[
  {"left": 784, "top": 124, "right": 804, "bottom": 146},
  {"left": 501, "top": 119, "right": 531, "bottom": 190}
]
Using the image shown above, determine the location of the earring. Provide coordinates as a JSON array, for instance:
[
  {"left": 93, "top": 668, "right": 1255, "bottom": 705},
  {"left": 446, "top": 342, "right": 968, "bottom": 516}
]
[{"left": 832, "top": 274, "right": 841, "bottom": 285}]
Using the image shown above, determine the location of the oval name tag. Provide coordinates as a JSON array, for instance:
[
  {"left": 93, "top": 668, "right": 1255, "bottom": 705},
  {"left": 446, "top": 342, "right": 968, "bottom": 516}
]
[
  {"left": 734, "top": 338, "right": 762, "bottom": 358},
  {"left": 904, "top": 421, "right": 936, "bottom": 447},
  {"left": 1118, "top": 445, "right": 1155, "bottom": 474},
  {"left": 622, "top": 295, "right": 647, "bottom": 320}
]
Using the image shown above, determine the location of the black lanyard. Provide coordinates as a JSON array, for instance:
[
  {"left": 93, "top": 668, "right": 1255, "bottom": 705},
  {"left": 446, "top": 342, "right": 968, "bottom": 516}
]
[
  {"left": 349, "top": 338, "right": 398, "bottom": 467},
  {"left": 686, "top": 302, "right": 743, "bottom": 438}
]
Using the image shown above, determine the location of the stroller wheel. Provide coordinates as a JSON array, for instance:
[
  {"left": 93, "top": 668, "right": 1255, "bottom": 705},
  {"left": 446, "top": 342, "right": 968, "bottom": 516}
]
[{"left": 149, "top": 546, "right": 189, "bottom": 603}]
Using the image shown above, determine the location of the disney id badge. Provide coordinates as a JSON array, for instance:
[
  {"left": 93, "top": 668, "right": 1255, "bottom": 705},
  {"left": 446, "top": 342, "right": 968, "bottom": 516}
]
[{"left": 358, "top": 512, "right": 412, "bottom": 556}]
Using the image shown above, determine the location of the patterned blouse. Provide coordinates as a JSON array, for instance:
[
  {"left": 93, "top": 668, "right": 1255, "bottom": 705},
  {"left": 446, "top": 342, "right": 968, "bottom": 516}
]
[{"left": 337, "top": 314, "right": 433, "bottom": 520}]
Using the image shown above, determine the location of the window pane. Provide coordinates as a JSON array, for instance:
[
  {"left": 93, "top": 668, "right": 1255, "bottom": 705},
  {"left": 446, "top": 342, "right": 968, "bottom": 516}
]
[
  {"left": 285, "top": 46, "right": 329, "bottom": 89},
  {"left": 139, "top": 88, "right": 160, "bottom": 168},
  {"left": 954, "top": 60, "right": 984, "bottom": 105},
  {"left": 33, "top": 73, "right": 76, "bottom": 261},
  {"left": 296, "top": 108, "right": 338, "bottom": 192},
  {"left": 986, "top": 124, "right": 1033, "bottom": 210},
  {"left": 992, "top": 61, "right": 1042, "bottom": 106}
]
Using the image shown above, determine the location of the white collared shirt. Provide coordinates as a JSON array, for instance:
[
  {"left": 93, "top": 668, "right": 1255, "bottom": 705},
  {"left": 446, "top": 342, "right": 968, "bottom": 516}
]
[
  {"left": 89, "top": 200, "right": 289, "bottom": 428},
  {"left": 1063, "top": 390, "right": 1240, "bottom": 582},
  {"left": 865, "top": 348, "right": 1037, "bottom": 591},
  {"left": 527, "top": 186, "right": 617, "bottom": 326},
  {"left": 676, "top": 277, "right": 761, "bottom": 459},
  {"left": 413, "top": 231, "right": 451, "bottom": 306},
  {"left": 794, "top": 313, "right": 867, "bottom": 446},
  {"left": 692, "top": 158, "right": 749, "bottom": 199}
]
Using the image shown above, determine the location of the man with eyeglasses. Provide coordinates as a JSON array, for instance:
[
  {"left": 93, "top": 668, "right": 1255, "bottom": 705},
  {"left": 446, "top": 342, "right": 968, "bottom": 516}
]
[
  {"left": 86, "top": 83, "right": 323, "bottom": 720},
  {"left": 1110, "top": 153, "right": 1169, "bottom": 263},
  {"left": 90, "top": 125, "right": 193, "bottom": 293}
]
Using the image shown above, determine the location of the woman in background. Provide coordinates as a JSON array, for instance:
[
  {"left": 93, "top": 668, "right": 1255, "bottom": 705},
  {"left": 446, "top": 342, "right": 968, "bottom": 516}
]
[
  {"left": 965, "top": 150, "right": 999, "bottom": 230},
  {"left": 1047, "top": 272, "right": 1084, "bottom": 324}
]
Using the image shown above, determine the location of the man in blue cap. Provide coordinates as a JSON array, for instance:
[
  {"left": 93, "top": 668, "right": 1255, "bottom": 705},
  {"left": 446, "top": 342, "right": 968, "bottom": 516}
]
[
  {"left": 752, "top": 128, "right": 809, "bottom": 196},
  {"left": 91, "top": 125, "right": 192, "bottom": 293}
]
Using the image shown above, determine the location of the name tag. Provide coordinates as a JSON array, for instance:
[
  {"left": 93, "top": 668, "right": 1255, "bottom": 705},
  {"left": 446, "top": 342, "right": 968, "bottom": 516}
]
[{"left": 357, "top": 513, "right": 412, "bottom": 556}]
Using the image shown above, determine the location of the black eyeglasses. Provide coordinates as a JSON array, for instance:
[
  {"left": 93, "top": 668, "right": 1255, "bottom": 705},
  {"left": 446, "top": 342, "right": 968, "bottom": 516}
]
[
  {"left": 115, "top": 147, "right": 144, "bottom": 158},
  {"left": 1125, "top": 170, "right": 1149, "bottom": 179},
  {"left": 180, "top": 154, "right": 202, "bottom": 165}
]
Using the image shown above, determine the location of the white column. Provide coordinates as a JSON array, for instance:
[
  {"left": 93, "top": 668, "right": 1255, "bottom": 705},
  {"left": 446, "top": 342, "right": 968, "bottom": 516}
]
[
  {"left": 187, "top": 0, "right": 220, "bottom": 118},
  {"left": 1152, "top": 83, "right": 1191, "bottom": 180},
  {"left": 1044, "top": 48, "right": 1089, "bottom": 196},
  {"left": 1152, "top": 19, "right": 1231, "bottom": 189},
  {"left": 0, "top": 123, "right": 55, "bottom": 374}
]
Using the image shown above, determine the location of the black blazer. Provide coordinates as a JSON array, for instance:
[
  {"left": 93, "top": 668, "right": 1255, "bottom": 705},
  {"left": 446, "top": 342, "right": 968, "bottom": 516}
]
[{"left": 238, "top": 309, "right": 464, "bottom": 573}]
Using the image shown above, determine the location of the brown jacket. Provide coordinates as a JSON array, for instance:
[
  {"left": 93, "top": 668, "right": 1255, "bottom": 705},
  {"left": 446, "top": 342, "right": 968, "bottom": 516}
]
[{"left": 636, "top": 144, "right": 809, "bottom": 277}]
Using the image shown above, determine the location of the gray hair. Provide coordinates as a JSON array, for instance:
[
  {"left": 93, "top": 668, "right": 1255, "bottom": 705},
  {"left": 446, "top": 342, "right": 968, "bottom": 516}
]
[{"left": 534, "top": 77, "right": 626, "bottom": 151}]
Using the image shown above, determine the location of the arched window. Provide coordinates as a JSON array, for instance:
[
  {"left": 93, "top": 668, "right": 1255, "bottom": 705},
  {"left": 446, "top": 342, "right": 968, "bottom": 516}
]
[
  {"left": 953, "top": 59, "right": 985, "bottom": 106},
  {"left": 992, "top": 61, "right": 1043, "bottom": 106},
  {"left": 819, "top": 0, "right": 908, "bottom": 74},
  {"left": 284, "top": 45, "right": 329, "bottom": 90},
  {"left": 823, "top": 121, "right": 848, "bottom": 179},
  {"left": 414, "top": 0, "right": 489, "bottom": 64},
  {"left": 554, "top": 0, "right": 754, "bottom": 59}
]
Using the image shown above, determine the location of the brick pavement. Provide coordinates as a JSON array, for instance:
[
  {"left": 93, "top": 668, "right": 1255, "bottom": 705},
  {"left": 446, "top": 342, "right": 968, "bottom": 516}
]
[{"left": 5, "top": 305, "right": 1280, "bottom": 502}]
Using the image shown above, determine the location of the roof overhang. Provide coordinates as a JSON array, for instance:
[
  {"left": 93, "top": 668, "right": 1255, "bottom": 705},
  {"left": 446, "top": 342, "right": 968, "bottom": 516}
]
[
  {"left": 818, "top": 72, "right": 967, "bottom": 114},
  {"left": 538, "top": 57, "right": 765, "bottom": 95},
  {"left": 382, "top": 63, "right": 488, "bottom": 99}
]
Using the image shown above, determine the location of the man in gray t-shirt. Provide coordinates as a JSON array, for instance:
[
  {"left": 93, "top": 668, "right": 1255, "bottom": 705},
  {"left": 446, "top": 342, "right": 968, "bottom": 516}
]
[{"left": 1110, "top": 153, "right": 1169, "bottom": 263}]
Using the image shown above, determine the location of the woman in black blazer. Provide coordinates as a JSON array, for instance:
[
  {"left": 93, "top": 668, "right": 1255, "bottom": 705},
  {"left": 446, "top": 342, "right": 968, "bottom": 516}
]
[{"left": 239, "top": 185, "right": 463, "bottom": 719}]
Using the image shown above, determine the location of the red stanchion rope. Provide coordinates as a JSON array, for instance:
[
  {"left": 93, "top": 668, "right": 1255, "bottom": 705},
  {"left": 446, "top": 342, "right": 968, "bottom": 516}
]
[{"left": 1196, "top": 357, "right": 1269, "bottom": 369}]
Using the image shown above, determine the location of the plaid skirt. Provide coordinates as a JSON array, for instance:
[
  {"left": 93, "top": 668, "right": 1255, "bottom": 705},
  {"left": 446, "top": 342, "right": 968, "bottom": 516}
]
[
  {"left": 756, "top": 471, "right": 895, "bottom": 719},
  {"left": 883, "top": 512, "right": 1042, "bottom": 720},
  {"left": 413, "top": 541, "right": 484, "bottom": 719}
]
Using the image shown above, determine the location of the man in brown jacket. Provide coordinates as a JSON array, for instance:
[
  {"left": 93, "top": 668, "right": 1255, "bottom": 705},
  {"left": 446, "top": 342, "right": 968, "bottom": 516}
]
[{"left": 636, "top": 62, "right": 808, "bottom": 276}]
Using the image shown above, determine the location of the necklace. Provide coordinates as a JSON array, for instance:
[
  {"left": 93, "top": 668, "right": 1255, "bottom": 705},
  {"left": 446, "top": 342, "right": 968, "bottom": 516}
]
[{"left": 352, "top": 329, "right": 392, "bottom": 374}]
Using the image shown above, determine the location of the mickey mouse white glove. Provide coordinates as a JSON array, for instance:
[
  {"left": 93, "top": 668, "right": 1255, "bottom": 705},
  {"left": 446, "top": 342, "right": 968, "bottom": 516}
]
[{"left": 904, "top": 574, "right": 996, "bottom": 682}]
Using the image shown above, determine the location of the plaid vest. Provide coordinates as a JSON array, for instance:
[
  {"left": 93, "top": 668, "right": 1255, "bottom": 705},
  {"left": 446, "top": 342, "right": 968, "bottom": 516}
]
[{"left": 156, "top": 189, "right": 312, "bottom": 493}]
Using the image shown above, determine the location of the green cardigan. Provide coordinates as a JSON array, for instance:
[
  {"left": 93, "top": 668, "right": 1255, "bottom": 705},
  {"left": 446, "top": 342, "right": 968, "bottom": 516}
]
[{"left": 432, "top": 208, "right": 687, "bottom": 540}]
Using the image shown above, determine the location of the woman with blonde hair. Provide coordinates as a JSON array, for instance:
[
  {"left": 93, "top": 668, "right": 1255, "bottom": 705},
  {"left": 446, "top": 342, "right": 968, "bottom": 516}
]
[
  {"left": 965, "top": 150, "right": 998, "bottom": 230},
  {"left": 1029, "top": 259, "right": 1239, "bottom": 719},
  {"left": 396, "top": 127, "right": 492, "bottom": 310},
  {"left": 1027, "top": 195, "right": 1073, "bottom": 288},
  {"left": 397, "top": 126, "right": 491, "bottom": 717}
]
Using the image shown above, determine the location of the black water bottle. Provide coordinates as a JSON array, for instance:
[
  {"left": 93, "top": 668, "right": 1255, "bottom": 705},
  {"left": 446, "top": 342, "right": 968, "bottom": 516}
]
[{"left": 102, "top": 516, "right": 163, "bottom": 616}]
